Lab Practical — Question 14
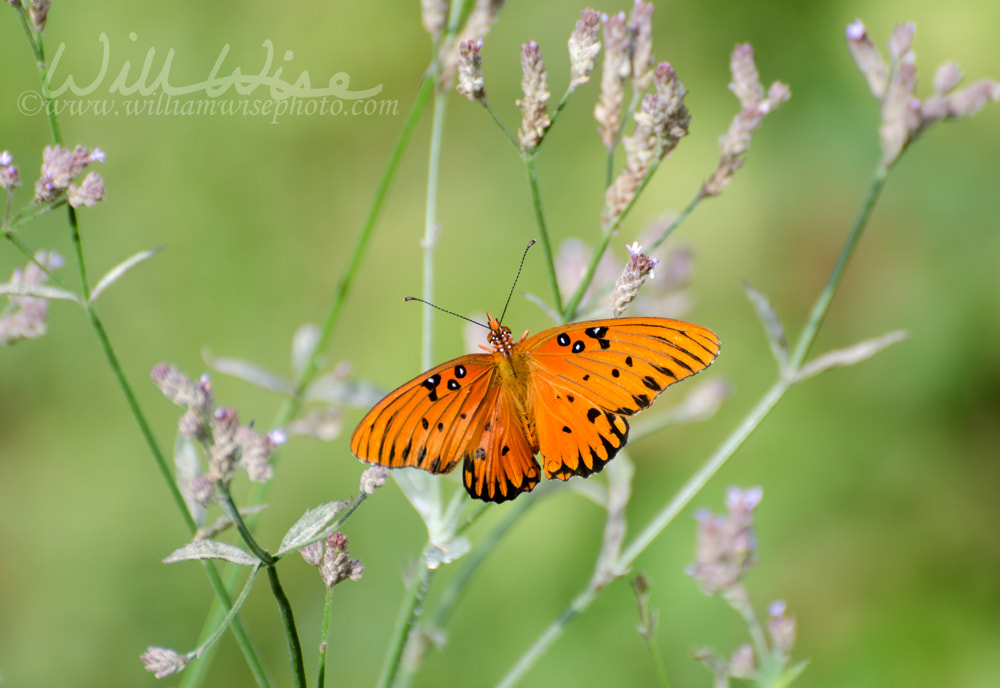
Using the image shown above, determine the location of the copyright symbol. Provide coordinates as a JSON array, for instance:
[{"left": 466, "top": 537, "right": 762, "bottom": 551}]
[{"left": 17, "top": 90, "right": 44, "bottom": 116}]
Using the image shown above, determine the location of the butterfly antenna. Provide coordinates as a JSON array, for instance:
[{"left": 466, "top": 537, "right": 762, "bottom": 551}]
[
  {"left": 403, "top": 297, "right": 488, "bottom": 329},
  {"left": 499, "top": 239, "right": 536, "bottom": 325}
]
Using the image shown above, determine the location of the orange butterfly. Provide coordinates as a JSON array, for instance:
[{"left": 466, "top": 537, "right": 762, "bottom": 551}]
[{"left": 351, "top": 313, "right": 720, "bottom": 503}]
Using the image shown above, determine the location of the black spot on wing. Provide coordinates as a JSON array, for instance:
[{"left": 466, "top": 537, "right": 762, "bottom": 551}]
[
  {"left": 585, "top": 326, "right": 609, "bottom": 338},
  {"left": 587, "top": 408, "right": 601, "bottom": 423},
  {"left": 632, "top": 393, "right": 650, "bottom": 409},
  {"left": 642, "top": 375, "right": 661, "bottom": 391}
]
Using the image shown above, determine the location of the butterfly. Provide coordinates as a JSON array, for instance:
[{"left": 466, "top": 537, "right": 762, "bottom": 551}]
[{"left": 351, "top": 314, "right": 720, "bottom": 503}]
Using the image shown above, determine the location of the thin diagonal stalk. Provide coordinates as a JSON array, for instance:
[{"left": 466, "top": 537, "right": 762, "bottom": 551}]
[
  {"left": 789, "top": 165, "right": 889, "bottom": 368},
  {"left": 524, "top": 157, "right": 562, "bottom": 314},
  {"left": 422, "top": 88, "right": 448, "bottom": 369},
  {"left": 376, "top": 566, "right": 436, "bottom": 688},
  {"left": 286, "top": 76, "right": 434, "bottom": 407},
  {"left": 562, "top": 157, "right": 664, "bottom": 322}
]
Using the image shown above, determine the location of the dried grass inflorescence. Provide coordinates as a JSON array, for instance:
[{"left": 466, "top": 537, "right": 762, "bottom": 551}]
[
  {"left": 594, "top": 11, "right": 632, "bottom": 148},
  {"left": 516, "top": 41, "right": 552, "bottom": 151},
  {"left": 603, "top": 62, "right": 690, "bottom": 224},
  {"left": 701, "top": 44, "right": 790, "bottom": 198},
  {"left": 456, "top": 39, "right": 486, "bottom": 103},
  {"left": 847, "top": 19, "right": 1000, "bottom": 166},
  {"left": 568, "top": 8, "right": 602, "bottom": 89},
  {"left": 0, "top": 251, "right": 63, "bottom": 346}
]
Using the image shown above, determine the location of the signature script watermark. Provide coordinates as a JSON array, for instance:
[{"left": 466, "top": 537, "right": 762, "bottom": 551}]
[{"left": 17, "top": 33, "right": 398, "bottom": 124}]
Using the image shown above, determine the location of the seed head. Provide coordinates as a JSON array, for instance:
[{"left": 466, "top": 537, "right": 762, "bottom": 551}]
[
  {"left": 456, "top": 40, "right": 486, "bottom": 104},
  {"left": 1, "top": 150, "right": 21, "bottom": 189},
  {"left": 516, "top": 41, "right": 551, "bottom": 152},
  {"left": 686, "top": 486, "right": 763, "bottom": 595},
  {"left": 568, "top": 8, "right": 602, "bottom": 89},
  {"left": 701, "top": 44, "right": 789, "bottom": 198}
]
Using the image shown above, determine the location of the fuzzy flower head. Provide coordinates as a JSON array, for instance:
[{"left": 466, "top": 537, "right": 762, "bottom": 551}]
[
  {"left": 140, "top": 646, "right": 193, "bottom": 679},
  {"left": 27, "top": 0, "right": 49, "bottom": 31},
  {"left": 151, "top": 365, "right": 278, "bottom": 491},
  {"left": 441, "top": 0, "right": 506, "bottom": 88},
  {"left": 360, "top": 465, "right": 389, "bottom": 495},
  {"left": 687, "top": 486, "right": 763, "bottom": 595},
  {"left": 67, "top": 171, "right": 106, "bottom": 208},
  {"left": 611, "top": 242, "right": 659, "bottom": 317},
  {"left": 701, "top": 44, "right": 790, "bottom": 198},
  {"left": 629, "top": 1, "right": 655, "bottom": 91},
  {"left": 847, "top": 19, "right": 1000, "bottom": 167},
  {"left": 33, "top": 145, "right": 106, "bottom": 204},
  {"left": 0, "top": 251, "right": 64, "bottom": 347},
  {"left": 767, "top": 600, "right": 797, "bottom": 657},
  {"left": 603, "top": 63, "right": 690, "bottom": 225},
  {"left": 594, "top": 11, "right": 633, "bottom": 147},
  {"left": 516, "top": 41, "right": 552, "bottom": 152},
  {"left": 568, "top": 8, "right": 602, "bottom": 89},
  {"left": 456, "top": 40, "right": 486, "bottom": 104},
  {"left": 1, "top": 150, "right": 21, "bottom": 189},
  {"left": 420, "top": 0, "right": 447, "bottom": 41},
  {"left": 301, "top": 532, "right": 364, "bottom": 588}
]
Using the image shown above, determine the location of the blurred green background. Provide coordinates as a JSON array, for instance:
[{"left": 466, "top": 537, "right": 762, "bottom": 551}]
[{"left": 1, "top": 0, "right": 998, "bottom": 686}]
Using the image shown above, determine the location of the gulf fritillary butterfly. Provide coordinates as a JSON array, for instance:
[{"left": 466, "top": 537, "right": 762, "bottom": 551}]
[{"left": 351, "top": 313, "right": 720, "bottom": 503}]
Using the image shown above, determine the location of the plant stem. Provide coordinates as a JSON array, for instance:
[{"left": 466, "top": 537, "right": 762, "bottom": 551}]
[
  {"left": 266, "top": 564, "right": 307, "bottom": 688},
  {"left": 524, "top": 157, "right": 562, "bottom": 314},
  {"left": 484, "top": 101, "right": 521, "bottom": 152},
  {"left": 422, "top": 88, "right": 448, "bottom": 369},
  {"left": 789, "top": 166, "right": 889, "bottom": 368},
  {"left": 317, "top": 586, "right": 334, "bottom": 687},
  {"left": 562, "top": 156, "right": 664, "bottom": 322},
  {"left": 285, "top": 77, "right": 434, "bottom": 408},
  {"left": 376, "top": 565, "right": 436, "bottom": 688}
]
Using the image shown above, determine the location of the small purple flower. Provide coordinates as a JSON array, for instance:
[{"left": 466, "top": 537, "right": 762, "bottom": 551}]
[
  {"left": 140, "top": 646, "right": 191, "bottom": 679},
  {"left": 687, "top": 486, "right": 763, "bottom": 595}
]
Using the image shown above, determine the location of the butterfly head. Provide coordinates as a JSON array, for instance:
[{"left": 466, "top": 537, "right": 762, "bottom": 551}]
[{"left": 486, "top": 313, "right": 515, "bottom": 356}]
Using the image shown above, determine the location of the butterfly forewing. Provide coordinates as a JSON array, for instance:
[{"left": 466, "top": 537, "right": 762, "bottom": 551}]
[
  {"left": 525, "top": 318, "right": 720, "bottom": 417},
  {"left": 523, "top": 317, "right": 719, "bottom": 481},
  {"left": 350, "top": 354, "right": 497, "bottom": 473}
]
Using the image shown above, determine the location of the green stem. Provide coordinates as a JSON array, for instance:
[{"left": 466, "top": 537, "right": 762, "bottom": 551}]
[
  {"left": 266, "top": 564, "right": 307, "bottom": 688},
  {"left": 2, "top": 232, "right": 71, "bottom": 290},
  {"left": 317, "top": 586, "right": 334, "bottom": 687},
  {"left": 788, "top": 166, "right": 889, "bottom": 368},
  {"left": 642, "top": 636, "right": 670, "bottom": 688},
  {"left": 428, "top": 493, "right": 537, "bottom": 630},
  {"left": 422, "top": 89, "right": 448, "bottom": 369},
  {"left": 376, "top": 565, "right": 436, "bottom": 688},
  {"left": 286, "top": 76, "right": 434, "bottom": 408},
  {"left": 523, "top": 157, "right": 562, "bottom": 314},
  {"left": 647, "top": 192, "right": 701, "bottom": 254},
  {"left": 496, "top": 591, "right": 590, "bottom": 688},
  {"left": 484, "top": 100, "right": 520, "bottom": 153}
]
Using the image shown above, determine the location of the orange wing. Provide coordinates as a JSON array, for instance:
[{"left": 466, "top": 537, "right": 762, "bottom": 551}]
[
  {"left": 460, "top": 386, "right": 541, "bottom": 503},
  {"left": 350, "top": 354, "right": 497, "bottom": 475},
  {"left": 523, "top": 317, "right": 720, "bottom": 481}
]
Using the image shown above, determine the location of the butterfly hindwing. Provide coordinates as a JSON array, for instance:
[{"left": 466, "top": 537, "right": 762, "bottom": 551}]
[
  {"left": 525, "top": 317, "right": 720, "bottom": 417},
  {"left": 350, "top": 354, "right": 496, "bottom": 474},
  {"left": 529, "top": 371, "right": 630, "bottom": 480},
  {"left": 461, "top": 387, "right": 540, "bottom": 503}
]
